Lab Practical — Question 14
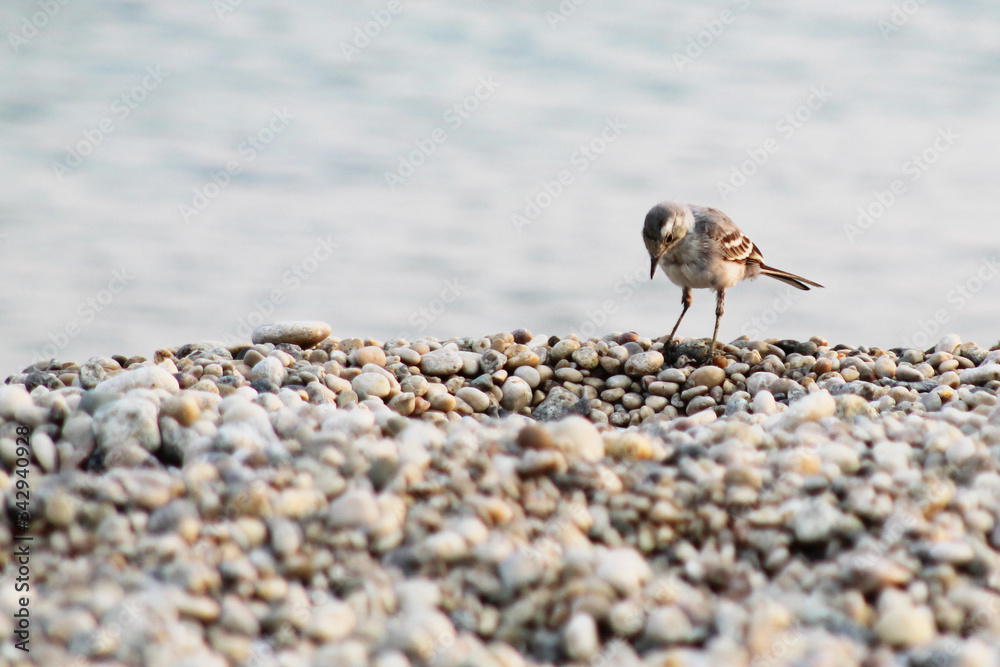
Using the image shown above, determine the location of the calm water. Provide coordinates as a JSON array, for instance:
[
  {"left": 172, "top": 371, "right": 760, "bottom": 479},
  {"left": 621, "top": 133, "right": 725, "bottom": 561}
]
[{"left": 2, "top": 1, "right": 999, "bottom": 374}]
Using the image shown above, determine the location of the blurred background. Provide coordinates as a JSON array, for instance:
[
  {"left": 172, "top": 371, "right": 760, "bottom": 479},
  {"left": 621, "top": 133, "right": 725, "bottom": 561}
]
[{"left": 1, "top": 1, "right": 998, "bottom": 374}]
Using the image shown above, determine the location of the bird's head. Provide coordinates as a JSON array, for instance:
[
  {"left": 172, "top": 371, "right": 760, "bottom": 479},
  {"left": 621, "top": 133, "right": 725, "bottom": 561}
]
[{"left": 642, "top": 201, "right": 692, "bottom": 279}]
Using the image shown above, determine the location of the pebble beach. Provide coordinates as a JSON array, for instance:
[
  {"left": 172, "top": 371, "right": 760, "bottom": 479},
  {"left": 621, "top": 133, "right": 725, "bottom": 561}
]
[{"left": 4, "top": 321, "right": 1000, "bottom": 666}]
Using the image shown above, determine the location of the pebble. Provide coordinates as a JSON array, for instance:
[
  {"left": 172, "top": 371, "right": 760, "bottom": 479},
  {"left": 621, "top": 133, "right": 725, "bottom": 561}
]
[
  {"left": 353, "top": 372, "right": 392, "bottom": 399},
  {"left": 624, "top": 351, "right": 664, "bottom": 376},
  {"left": 873, "top": 591, "right": 936, "bottom": 647},
  {"left": 250, "top": 357, "right": 286, "bottom": 386},
  {"left": 773, "top": 389, "right": 835, "bottom": 428},
  {"left": 550, "top": 339, "right": 580, "bottom": 360},
  {"left": 420, "top": 349, "right": 464, "bottom": 376},
  {"left": 564, "top": 612, "right": 599, "bottom": 661},
  {"left": 513, "top": 365, "right": 541, "bottom": 388},
  {"left": 571, "top": 346, "right": 600, "bottom": 370},
  {"left": 687, "top": 365, "right": 725, "bottom": 389},
  {"left": 94, "top": 397, "right": 162, "bottom": 456},
  {"left": 79, "top": 359, "right": 108, "bottom": 389},
  {"left": 328, "top": 487, "right": 380, "bottom": 529},
  {"left": 305, "top": 601, "right": 357, "bottom": 643},
  {"left": 546, "top": 416, "right": 604, "bottom": 461},
  {"left": 531, "top": 386, "right": 589, "bottom": 421},
  {"left": 31, "top": 431, "right": 57, "bottom": 472},
  {"left": 501, "top": 377, "right": 533, "bottom": 412},
  {"left": 251, "top": 320, "right": 331, "bottom": 348},
  {"left": 596, "top": 548, "right": 651, "bottom": 596},
  {"left": 959, "top": 365, "right": 1000, "bottom": 386},
  {"left": 352, "top": 345, "right": 387, "bottom": 367},
  {"left": 752, "top": 390, "right": 777, "bottom": 415},
  {"left": 11, "top": 331, "right": 1000, "bottom": 666},
  {"left": 161, "top": 393, "right": 202, "bottom": 427},
  {"left": 95, "top": 366, "right": 180, "bottom": 393},
  {"left": 456, "top": 386, "right": 490, "bottom": 412}
]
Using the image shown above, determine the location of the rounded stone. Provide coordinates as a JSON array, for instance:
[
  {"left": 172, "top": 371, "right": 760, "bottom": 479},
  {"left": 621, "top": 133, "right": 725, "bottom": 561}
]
[
  {"left": 513, "top": 366, "right": 541, "bottom": 389},
  {"left": 305, "top": 602, "right": 357, "bottom": 643},
  {"left": 328, "top": 487, "right": 380, "bottom": 529},
  {"left": 546, "top": 416, "right": 604, "bottom": 461},
  {"left": 420, "top": 349, "right": 464, "bottom": 376},
  {"left": 501, "top": 377, "right": 534, "bottom": 413},
  {"left": 353, "top": 373, "right": 392, "bottom": 399},
  {"left": 456, "top": 386, "right": 490, "bottom": 412},
  {"left": 351, "top": 346, "right": 387, "bottom": 368},
  {"left": 752, "top": 390, "right": 776, "bottom": 415},
  {"left": 388, "top": 392, "right": 416, "bottom": 416},
  {"left": 95, "top": 366, "right": 180, "bottom": 393},
  {"left": 480, "top": 349, "right": 508, "bottom": 374},
  {"left": 596, "top": 548, "right": 651, "bottom": 596},
  {"left": 874, "top": 594, "right": 936, "bottom": 647},
  {"left": 250, "top": 357, "right": 287, "bottom": 386},
  {"left": 532, "top": 386, "right": 590, "bottom": 421},
  {"left": 251, "top": 321, "right": 331, "bottom": 348},
  {"left": 550, "top": 339, "right": 581, "bottom": 361},
  {"left": 624, "top": 351, "right": 663, "bottom": 376},
  {"left": 44, "top": 489, "right": 77, "bottom": 526},
  {"left": 94, "top": 397, "right": 162, "bottom": 455},
  {"left": 161, "top": 394, "right": 202, "bottom": 427},
  {"left": 874, "top": 355, "right": 897, "bottom": 379},
  {"left": 31, "top": 432, "right": 57, "bottom": 472},
  {"left": 687, "top": 365, "right": 725, "bottom": 389},
  {"left": 564, "top": 612, "right": 599, "bottom": 662},
  {"left": 79, "top": 360, "right": 108, "bottom": 389},
  {"left": 512, "top": 328, "right": 533, "bottom": 345},
  {"left": 571, "top": 346, "right": 600, "bottom": 370}
]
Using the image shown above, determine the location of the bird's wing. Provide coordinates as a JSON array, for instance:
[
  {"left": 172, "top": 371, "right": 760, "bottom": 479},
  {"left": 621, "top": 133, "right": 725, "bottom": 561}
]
[{"left": 691, "top": 206, "right": 764, "bottom": 265}]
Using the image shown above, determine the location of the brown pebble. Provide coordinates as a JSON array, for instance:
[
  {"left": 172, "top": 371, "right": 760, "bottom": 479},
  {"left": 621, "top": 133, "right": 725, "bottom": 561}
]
[
  {"left": 162, "top": 394, "right": 201, "bottom": 427},
  {"left": 617, "top": 332, "right": 639, "bottom": 345},
  {"left": 512, "top": 328, "right": 533, "bottom": 345},
  {"left": 813, "top": 357, "right": 833, "bottom": 375},
  {"left": 516, "top": 424, "right": 555, "bottom": 450}
]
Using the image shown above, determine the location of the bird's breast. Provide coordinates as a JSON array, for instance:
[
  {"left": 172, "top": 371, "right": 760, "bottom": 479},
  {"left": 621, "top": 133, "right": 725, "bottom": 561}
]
[{"left": 659, "top": 244, "right": 747, "bottom": 290}]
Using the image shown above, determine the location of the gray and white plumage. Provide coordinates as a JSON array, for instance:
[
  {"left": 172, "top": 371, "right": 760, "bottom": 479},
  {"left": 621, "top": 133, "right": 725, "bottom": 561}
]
[{"left": 642, "top": 200, "right": 822, "bottom": 354}]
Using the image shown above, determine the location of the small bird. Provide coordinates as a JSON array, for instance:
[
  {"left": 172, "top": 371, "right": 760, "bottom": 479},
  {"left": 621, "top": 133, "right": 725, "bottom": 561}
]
[{"left": 642, "top": 201, "right": 822, "bottom": 355}]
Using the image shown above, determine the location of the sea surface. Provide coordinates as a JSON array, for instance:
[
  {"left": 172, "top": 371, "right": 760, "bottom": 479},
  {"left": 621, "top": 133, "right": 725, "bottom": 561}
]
[{"left": 2, "top": 1, "right": 999, "bottom": 374}]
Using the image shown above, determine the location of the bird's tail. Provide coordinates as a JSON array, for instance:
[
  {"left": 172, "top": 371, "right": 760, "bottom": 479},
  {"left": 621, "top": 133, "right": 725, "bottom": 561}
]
[{"left": 759, "top": 264, "right": 823, "bottom": 291}]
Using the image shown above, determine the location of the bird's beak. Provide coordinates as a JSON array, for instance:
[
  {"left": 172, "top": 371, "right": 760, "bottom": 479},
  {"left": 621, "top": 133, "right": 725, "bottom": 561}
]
[{"left": 649, "top": 256, "right": 658, "bottom": 280}]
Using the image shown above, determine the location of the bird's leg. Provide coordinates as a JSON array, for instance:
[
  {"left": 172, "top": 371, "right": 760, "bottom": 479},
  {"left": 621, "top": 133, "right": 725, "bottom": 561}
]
[
  {"left": 666, "top": 287, "right": 692, "bottom": 344},
  {"left": 709, "top": 289, "right": 725, "bottom": 356}
]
